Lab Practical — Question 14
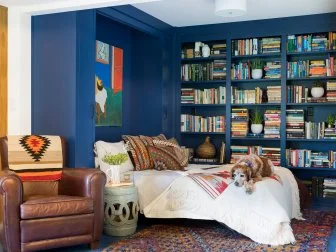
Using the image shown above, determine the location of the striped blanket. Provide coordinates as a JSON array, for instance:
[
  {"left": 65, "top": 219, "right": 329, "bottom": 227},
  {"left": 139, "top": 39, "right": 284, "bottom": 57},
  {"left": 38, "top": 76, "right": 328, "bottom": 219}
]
[{"left": 8, "top": 135, "right": 63, "bottom": 181}]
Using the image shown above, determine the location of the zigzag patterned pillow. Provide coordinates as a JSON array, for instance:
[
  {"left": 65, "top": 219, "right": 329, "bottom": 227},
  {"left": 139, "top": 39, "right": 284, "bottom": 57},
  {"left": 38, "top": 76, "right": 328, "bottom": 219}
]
[
  {"left": 147, "top": 145, "right": 182, "bottom": 171},
  {"left": 153, "top": 139, "right": 189, "bottom": 167}
]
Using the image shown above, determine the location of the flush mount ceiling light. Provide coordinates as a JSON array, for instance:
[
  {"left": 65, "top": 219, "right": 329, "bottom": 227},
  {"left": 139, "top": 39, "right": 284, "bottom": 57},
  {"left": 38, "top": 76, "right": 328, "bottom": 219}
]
[{"left": 215, "top": 0, "right": 247, "bottom": 17}]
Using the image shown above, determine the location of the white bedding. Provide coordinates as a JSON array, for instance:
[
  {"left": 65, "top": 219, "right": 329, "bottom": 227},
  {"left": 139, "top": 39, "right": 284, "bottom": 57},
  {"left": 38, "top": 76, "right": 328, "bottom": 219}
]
[{"left": 131, "top": 164, "right": 303, "bottom": 245}]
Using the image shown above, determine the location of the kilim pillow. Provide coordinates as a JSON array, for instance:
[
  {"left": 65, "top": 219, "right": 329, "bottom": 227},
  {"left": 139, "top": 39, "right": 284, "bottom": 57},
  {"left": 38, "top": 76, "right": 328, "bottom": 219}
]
[
  {"left": 147, "top": 145, "right": 183, "bottom": 171},
  {"left": 152, "top": 139, "right": 189, "bottom": 167}
]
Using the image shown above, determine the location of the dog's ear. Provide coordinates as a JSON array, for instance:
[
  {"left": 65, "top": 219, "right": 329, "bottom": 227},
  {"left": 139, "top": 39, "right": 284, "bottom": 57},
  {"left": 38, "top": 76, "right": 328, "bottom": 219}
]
[
  {"left": 230, "top": 166, "right": 236, "bottom": 179},
  {"left": 246, "top": 168, "right": 252, "bottom": 181}
]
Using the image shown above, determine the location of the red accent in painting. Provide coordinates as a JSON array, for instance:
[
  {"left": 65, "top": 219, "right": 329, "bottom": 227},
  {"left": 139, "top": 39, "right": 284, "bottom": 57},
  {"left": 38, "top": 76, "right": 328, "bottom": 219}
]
[{"left": 112, "top": 47, "right": 123, "bottom": 94}]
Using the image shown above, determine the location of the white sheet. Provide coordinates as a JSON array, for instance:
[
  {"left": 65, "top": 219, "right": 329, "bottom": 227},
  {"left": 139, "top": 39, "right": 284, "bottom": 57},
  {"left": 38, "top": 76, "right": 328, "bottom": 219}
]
[{"left": 131, "top": 164, "right": 302, "bottom": 246}]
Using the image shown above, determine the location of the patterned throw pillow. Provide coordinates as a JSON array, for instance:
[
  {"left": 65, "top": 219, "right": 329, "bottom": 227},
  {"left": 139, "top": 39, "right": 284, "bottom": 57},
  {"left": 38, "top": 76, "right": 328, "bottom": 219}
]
[
  {"left": 122, "top": 134, "right": 167, "bottom": 170},
  {"left": 152, "top": 139, "right": 189, "bottom": 167},
  {"left": 147, "top": 145, "right": 182, "bottom": 171}
]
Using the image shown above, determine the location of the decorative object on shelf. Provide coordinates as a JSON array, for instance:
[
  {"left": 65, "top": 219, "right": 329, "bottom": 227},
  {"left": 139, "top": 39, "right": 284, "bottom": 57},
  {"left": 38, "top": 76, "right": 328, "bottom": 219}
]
[
  {"left": 214, "top": 0, "right": 247, "bottom": 17},
  {"left": 194, "top": 42, "right": 203, "bottom": 58},
  {"left": 250, "top": 109, "right": 263, "bottom": 134},
  {"left": 261, "top": 89, "right": 268, "bottom": 103},
  {"left": 196, "top": 136, "right": 216, "bottom": 158},
  {"left": 311, "top": 81, "right": 325, "bottom": 98},
  {"left": 101, "top": 153, "right": 129, "bottom": 185},
  {"left": 326, "top": 114, "right": 336, "bottom": 128},
  {"left": 251, "top": 58, "right": 263, "bottom": 79},
  {"left": 188, "top": 148, "right": 195, "bottom": 161},
  {"left": 202, "top": 43, "right": 210, "bottom": 57}
]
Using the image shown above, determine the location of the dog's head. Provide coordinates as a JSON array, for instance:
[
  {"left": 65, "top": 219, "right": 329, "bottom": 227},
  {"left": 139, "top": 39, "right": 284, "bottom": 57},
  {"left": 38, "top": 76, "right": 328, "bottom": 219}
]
[{"left": 231, "top": 164, "right": 252, "bottom": 187}]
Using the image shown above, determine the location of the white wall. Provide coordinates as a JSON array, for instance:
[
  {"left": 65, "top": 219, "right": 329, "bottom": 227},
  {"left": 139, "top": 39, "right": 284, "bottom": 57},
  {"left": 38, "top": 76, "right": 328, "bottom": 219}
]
[{"left": 8, "top": 7, "right": 31, "bottom": 134}]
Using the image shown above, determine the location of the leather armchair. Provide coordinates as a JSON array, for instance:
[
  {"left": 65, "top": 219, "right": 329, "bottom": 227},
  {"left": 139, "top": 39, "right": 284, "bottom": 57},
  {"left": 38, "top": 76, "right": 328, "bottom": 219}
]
[{"left": 0, "top": 137, "right": 106, "bottom": 252}]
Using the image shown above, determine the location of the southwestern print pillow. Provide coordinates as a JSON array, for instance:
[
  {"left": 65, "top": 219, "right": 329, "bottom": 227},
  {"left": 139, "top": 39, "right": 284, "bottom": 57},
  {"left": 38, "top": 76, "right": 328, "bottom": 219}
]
[
  {"left": 152, "top": 139, "right": 189, "bottom": 167},
  {"left": 147, "top": 145, "right": 183, "bottom": 171}
]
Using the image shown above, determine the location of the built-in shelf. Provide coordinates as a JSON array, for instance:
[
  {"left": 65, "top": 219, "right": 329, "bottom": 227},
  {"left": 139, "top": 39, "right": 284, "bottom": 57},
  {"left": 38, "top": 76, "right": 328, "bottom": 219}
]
[
  {"left": 286, "top": 138, "right": 336, "bottom": 142},
  {"left": 287, "top": 50, "right": 336, "bottom": 56},
  {"left": 231, "top": 78, "right": 281, "bottom": 83},
  {"left": 287, "top": 103, "right": 336, "bottom": 106},
  {"left": 181, "top": 104, "right": 226, "bottom": 107},
  {"left": 231, "top": 53, "right": 281, "bottom": 59},
  {"left": 287, "top": 76, "right": 336, "bottom": 81},
  {"left": 181, "top": 80, "right": 225, "bottom": 85},
  {"left": 181, "top": 132, "right": 225, "bottom": 135},
  {"left": 231, "top": 103, "right": 281, "bottom": 107},
  {"left": 287, "top": 166, "right": 336, "bottom": 172},
  {"left": 181, "top": 56, "right": 226, "bottom": 63},
  {"left": 231, "top": 137, "right": 280, "bottom": 141}
]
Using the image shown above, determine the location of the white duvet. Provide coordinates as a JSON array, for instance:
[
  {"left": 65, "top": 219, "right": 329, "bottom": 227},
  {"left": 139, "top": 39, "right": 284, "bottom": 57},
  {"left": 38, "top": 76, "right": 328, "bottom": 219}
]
[{"left": 131, "top": 164, "right": 303, "bottom": 246}]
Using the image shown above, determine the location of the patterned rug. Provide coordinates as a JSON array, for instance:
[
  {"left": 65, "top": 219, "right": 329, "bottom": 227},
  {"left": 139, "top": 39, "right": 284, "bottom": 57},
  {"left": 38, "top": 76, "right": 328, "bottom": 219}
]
[{"left": 103, "top": 210, "right": 336, "bottom": 252}]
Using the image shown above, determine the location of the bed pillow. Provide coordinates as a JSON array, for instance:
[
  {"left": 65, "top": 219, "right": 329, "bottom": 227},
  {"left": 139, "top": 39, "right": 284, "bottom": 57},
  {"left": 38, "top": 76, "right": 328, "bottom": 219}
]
[
  {"left": 147, "top": 145, "right": 183, "bottom": 171},
  {"left": 122, "top": 134, "right": 167, "bottom": 170},
  {"left": 152, "top": 139, "right": 189, "bottom": 167},
  {"left": 94, "top": 141, "right": 134, "bottom": 174}
]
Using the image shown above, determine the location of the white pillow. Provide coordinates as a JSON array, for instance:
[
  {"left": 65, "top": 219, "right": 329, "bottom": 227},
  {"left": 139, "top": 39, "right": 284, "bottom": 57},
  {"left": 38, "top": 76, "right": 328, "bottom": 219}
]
[{"left": 94, "top": 140, "right": 134, "bottom": 174}]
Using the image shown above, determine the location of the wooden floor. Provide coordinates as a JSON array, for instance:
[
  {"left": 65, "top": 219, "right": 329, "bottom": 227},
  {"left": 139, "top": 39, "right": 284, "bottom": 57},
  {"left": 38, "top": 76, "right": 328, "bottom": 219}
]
[{"left": 41, "top": 197, "right": 336, "bottom": 252}]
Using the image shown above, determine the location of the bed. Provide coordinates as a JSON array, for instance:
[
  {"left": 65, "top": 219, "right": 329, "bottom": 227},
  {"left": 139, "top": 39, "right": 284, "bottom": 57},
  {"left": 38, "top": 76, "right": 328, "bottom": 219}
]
[{"left": 130, "top": 163, "right": 302, "bottom": 246}]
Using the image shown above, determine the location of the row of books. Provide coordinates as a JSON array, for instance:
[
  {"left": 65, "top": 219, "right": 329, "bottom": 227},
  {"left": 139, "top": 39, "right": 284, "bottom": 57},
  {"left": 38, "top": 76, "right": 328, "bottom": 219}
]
[
  {"left": 264, "top": 61, "right": 281, "bottom": 79},
  {"left": 323, "top": 178, "right": 336, "bottom": 198},
  {"left": 180, "top": 114, "right": 225, "bottom": 133},
  {"left": 231, "top": 87, "right": 264, "bottom": 104},
  {"left": 232, "top": 37, "right": 281, "bottom": 56},
  {"left": 287, "top": 32, "right": 336, "bottom": 52},
  {"left": 181, "top": 61, "right": 226, "bottom": 82},
  {"left": 327, "top": 81, "right": 336, "bottom": 102},
  {"left": 181, "top": 87, "right": 226, "bottom": 104},
  {"left": 230, "top": 145, "right": 281, "bottom": 166},
  {"left": 286, "top": 149, "right": 336, "bottom": 168},
  {"left": 286, "top": 109, "right": 304, "bottom": 138},
  {"left": 287, "top": 58, "right": 335, "bottom": 78},
  {"left": 264, "top": 110, "right": 281, "bottom": 138},
  {"left": 266, "top": 86, "right": 281, "bottom": 103},
  {"left": 231, "top": 108, "right": 249, "bottom": 137}
]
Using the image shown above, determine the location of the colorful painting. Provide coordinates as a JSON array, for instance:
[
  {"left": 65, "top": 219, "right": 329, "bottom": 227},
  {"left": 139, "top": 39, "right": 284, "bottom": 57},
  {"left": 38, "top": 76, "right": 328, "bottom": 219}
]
[{"left": 95, "top": 40, "right": 123, "bottom": 126}]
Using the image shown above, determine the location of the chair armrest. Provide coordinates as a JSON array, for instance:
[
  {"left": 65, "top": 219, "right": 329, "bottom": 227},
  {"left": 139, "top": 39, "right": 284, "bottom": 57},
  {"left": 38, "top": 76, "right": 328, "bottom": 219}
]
[
  {"left": 58, "top": 168, "right": 106, "bottom": 243},
  {"left": 0, "top": 171, "right": 23, "bottom": 252}
]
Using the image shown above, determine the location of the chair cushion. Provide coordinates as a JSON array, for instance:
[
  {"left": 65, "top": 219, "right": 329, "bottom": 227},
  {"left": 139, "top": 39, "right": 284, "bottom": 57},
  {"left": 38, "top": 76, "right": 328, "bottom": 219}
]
[{"left": 21, "top": 195, "right": 93, "bottom": 220}]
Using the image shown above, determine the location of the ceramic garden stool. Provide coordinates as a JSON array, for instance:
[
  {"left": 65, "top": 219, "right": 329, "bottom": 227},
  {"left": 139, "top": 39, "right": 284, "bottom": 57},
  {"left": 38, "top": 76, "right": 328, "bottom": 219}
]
[{"left": 104, "top": 185, "right": 139, "bottom": 236}]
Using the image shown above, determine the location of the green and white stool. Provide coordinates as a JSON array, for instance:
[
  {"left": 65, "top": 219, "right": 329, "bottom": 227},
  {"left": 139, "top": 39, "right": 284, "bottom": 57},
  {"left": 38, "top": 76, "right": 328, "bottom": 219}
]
[{"left": 103, "top": 185, "right": 139, "bottom": 236}]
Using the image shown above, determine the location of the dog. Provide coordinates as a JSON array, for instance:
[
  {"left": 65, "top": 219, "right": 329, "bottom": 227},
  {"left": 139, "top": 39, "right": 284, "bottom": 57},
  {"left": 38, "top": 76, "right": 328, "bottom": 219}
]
[{"left": 231, "top": 154, "right": 274, "bottom": 194}]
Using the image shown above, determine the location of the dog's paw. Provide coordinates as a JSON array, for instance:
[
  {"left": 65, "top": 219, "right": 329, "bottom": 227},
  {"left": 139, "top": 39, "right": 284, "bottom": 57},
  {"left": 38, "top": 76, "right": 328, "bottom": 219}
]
[{"left": 244, "top": 181, "right": 253, "bottom": 194}]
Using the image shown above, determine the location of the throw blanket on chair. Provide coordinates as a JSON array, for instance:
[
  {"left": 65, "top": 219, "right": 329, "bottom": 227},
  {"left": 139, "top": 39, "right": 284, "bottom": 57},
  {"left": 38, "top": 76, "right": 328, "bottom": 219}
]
[{"left": 8, "top": 135, "right": 63, "bottom": 181}]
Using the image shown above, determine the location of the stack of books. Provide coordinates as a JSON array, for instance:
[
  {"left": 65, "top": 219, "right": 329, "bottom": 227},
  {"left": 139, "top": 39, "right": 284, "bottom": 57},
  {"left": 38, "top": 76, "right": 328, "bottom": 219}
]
[
  {"left": 230, "top": 145, "right": 263, "bottom": 163},
  {"left": 231, "top": 108, "right": 249, "bottom": 137},
  {"left": 212, "top": 60, "right": 226, "bottom": 80},
  {"left": 231, "top": 87, "right": 262, "bottom": 104},
  {"left": 264, "top": 110, "right": 281, "bottom": 138},
  {"left": 267, "top": 86, "right": 281, "bottom": 103},
  {"left": 305, "top": 121, "right": 325, "bottom": 139},
  {"left": 181, "top": 115, "right": 225, "bottom": 133},
  {"left": 261, "top": 37, "right": 281, "bottom": 54},
  {"left": 323, "top": 178, "right": 336, "bottom": 198},
  {"left": 181, "top": 87, "right": 226, "bottom": 104},
  {"left": 286, "top": 109, "right": 305, "bottom": 138},
  {"left": 309, "top": 60, "right": 327, "bottom": 77},
  {"left": 231, "top": 61, "right": 250, "bottom": 80},
  {"left": 324, "top": 127, "right": 336, "bottom": 139},
  {"left": 264, "top": 61, "right": 281, "bottom": 79},
  {"left": 328, "top": 32, "right": 336, "bottom": 50},
  {"left": 327, "top": 81, "right": 336, "bottom": 102},
  {"left": 212, "top": 43, "right": 226, "bottom": 57},
  {"left": 262, "top": 147, "right": 281, "bottom": 166}
]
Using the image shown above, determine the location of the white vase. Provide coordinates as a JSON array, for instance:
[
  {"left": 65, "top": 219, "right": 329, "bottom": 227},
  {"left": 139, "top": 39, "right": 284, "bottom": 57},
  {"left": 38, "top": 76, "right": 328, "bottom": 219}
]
[
  {"left": 202, "top": 44, "right": 210, "bottom": 57},
  {"left": 251, "top": 124, "right": 263, "bottom": 134},
  {"left": 311, "top": 87, "right": 324, "bottom": 98},
  {"left": 252, "top": 69, "right": 263, "bottom": 79},
  {"left": 101, "top": 162, "right": 121, "bottom": 185}
]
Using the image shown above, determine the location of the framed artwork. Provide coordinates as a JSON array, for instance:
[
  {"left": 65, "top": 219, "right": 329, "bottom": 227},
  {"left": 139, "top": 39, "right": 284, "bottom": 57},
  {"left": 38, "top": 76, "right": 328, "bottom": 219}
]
[{"left": 95, "top": 40, "right": 123, "bottom": 126}]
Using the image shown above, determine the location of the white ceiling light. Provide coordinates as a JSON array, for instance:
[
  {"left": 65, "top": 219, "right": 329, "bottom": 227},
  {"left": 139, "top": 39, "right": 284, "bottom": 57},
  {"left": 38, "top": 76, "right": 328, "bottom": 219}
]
[{"left": 215, "top": 0, "right": 247, "bottom": 17}]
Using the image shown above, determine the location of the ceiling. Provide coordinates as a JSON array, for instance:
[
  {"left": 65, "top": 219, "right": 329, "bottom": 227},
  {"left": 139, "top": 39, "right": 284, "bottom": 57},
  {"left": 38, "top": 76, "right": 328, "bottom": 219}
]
[{"left": 133, "top": 0, "right": 336, "bottom": 27}]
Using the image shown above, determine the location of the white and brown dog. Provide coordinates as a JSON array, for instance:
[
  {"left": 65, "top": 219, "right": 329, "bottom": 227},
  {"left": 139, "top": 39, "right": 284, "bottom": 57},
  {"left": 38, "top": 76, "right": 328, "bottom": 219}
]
[{"left": 231, "top": 154, "right": 274, "bottom": 194}]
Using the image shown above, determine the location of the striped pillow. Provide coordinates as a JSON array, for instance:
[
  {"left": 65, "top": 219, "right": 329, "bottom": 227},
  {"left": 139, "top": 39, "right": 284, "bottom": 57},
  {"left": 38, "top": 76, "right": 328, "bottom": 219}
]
[{"left": 147, "top": 145, "right": 182, "bottom": 171}]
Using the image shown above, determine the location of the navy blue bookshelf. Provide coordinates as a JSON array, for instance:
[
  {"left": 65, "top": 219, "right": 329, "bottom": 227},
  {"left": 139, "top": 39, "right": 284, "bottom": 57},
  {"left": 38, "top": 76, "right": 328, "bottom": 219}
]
[
  {"left": 231, "top": 53, "right": 281, "bottom": 59},
  {"left": 181, "top": 56, "right": 226, "bottom": 63}
]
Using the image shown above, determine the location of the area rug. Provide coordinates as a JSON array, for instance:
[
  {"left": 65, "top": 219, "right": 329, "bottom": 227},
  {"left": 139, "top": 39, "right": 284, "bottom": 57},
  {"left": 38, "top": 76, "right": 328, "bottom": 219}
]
[{"left": 103, "top": 210, "right": 336, "bottom": 251}]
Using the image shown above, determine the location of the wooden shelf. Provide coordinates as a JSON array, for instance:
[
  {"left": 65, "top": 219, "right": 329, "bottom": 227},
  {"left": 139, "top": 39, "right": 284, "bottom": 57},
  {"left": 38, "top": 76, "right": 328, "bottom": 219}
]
[
  {"left": 181, "top": 80, "right": 225, "bottom": 85},
  {"left": 231, "top": 53, "right": 281, "bottom": 59},
  {"left": 287, "top": 166, "right": 336, "bottom": 171},
  {"left": 181, "top": 104, "right": 226, "bottom": 107},
  {"left": 181, "top": 56, "right": 226, "bottom": 63},
  {"left": 231, "top": 78, "right": 281, "bottom": 83}
]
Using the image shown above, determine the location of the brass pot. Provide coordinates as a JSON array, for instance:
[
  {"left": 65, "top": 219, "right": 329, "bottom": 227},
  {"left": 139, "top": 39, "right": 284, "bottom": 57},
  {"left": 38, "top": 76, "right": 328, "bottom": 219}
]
[{"left": 196, "top": 136, "right": 216, "bottom": 158}]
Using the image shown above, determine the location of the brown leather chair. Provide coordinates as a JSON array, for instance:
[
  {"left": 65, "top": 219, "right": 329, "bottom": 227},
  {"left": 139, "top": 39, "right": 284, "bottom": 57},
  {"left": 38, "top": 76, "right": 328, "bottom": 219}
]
[{"left": 0, "top": 137, "right": 106, "bottom": 252}]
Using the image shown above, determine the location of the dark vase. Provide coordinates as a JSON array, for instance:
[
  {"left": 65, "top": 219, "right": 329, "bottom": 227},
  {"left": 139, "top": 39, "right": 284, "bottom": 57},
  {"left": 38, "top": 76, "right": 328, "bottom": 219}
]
[{"left": 262, "top": 89, "right": 268, "bottom": 103}]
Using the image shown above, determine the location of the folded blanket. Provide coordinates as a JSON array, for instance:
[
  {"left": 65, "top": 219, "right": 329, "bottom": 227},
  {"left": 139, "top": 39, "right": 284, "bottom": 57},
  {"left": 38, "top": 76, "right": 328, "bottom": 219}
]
[{"left": 8, "top": 135, "right": 63, "bottom": 181}]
